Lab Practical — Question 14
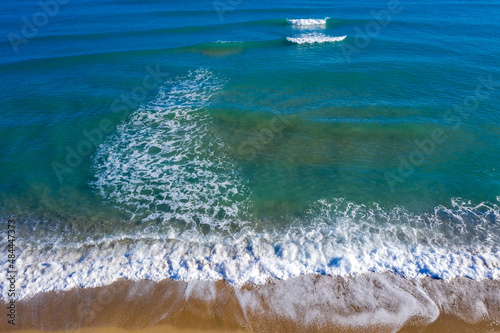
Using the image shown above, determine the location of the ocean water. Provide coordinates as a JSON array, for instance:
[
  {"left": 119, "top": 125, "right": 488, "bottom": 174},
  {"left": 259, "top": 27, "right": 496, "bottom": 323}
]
[{"left": 1, "top": 0, "right": 500, "bottom": 302}]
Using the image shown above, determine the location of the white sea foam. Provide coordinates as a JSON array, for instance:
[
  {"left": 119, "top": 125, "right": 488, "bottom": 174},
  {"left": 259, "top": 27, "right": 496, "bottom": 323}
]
[
  {"left": 1, "top": 198, "right": 499, "bottom": 300},
  {"left": 91, "top": 68, "right": 250, "bottom": 227},
  {"left": 287, "top": 33, "right": 346, "bottom": 44},
  {"left": 287, "top": 18, "right": 329, "bottom": 26}
]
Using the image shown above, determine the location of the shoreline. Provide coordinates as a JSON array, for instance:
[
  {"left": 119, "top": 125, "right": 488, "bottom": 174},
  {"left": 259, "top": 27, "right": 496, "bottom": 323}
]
[{"left": 1, "top": 273, "right": 499, "bottom": 332}]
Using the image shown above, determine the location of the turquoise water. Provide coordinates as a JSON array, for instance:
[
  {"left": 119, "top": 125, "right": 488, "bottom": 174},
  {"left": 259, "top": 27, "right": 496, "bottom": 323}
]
[{"left": 1, "top": 0, "right": 500, "bottom": 298}]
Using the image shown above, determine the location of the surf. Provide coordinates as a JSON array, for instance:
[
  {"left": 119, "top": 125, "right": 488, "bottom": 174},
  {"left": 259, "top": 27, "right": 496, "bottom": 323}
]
[{"left": 286, "top": 33, "right": 347, "bottom": 44}]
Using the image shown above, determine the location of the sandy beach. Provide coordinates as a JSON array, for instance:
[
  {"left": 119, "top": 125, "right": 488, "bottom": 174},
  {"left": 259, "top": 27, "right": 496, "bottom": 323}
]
[{"left": 2, "top": 273, "right": 499, "bottom": 332}]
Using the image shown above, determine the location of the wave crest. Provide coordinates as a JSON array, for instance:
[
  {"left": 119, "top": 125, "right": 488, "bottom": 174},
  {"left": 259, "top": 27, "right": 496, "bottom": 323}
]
[
  {"left": 287, "top": 18, "right": 329, "bottom": 26},
  {"left": 287, "top": 33, "right": 346, "bottom": 44}
]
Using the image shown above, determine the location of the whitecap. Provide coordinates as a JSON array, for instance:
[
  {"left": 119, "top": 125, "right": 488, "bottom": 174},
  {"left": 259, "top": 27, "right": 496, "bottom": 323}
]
[
  {"left": 287, "top": 18, "right": 329, "bottom": 26},
  {"left": 287, "top": 33, "right": 346, "bottom": 44}
]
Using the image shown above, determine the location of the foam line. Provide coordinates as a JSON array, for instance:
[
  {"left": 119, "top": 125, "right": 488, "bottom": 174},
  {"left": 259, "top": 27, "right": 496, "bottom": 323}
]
[{"left": 1, "top": 198, "right": 499, "bottom": 300}]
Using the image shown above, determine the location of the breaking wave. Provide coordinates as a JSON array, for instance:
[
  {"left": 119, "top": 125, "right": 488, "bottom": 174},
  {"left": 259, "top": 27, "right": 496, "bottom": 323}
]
[
  {"left": 287, "top": 18, "right": 329, "bottom": 26},
  {"left": 286, "top": 33, "right": 347, "bottom": 44}
]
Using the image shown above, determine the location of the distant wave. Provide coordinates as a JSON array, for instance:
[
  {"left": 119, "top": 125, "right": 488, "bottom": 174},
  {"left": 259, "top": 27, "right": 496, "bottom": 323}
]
[
  {"left": 0, "top": 17, "right": 355, "bottom": 48},
  {"left": 0, "top": 34, "right": 348, "bottom": 68},
  {"left": 287, "top": 33, "right": 347, "bottom": 44},
  {"left": 180, "top": 35, "right": 347, "bottom": 54},
  {"left": 287, "top": 18, "right": 329, "bottom": 26}
]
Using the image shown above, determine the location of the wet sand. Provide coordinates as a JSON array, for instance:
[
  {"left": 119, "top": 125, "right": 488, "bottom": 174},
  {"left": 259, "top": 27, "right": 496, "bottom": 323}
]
[{"left": 2, "top": 273, "right": 499, "bottom": 332}]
